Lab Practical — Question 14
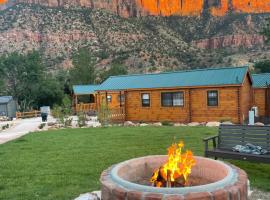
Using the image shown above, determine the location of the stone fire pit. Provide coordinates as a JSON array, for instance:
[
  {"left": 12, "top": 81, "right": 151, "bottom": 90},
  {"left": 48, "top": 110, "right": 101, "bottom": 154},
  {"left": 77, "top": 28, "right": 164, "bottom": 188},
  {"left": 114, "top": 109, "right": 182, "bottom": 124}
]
[{"left": 100, "top": 156, "right": 248, "bottom": 200}]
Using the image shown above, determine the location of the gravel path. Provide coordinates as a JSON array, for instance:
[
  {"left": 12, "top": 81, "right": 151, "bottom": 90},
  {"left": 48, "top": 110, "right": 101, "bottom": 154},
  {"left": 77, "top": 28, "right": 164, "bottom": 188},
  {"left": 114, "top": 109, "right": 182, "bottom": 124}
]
[
  {"left": 249, "top": 188, "right": 270, "bottom": 200},
  {"left": 0, "top": 116, "right": 54, "bottom": 144}
]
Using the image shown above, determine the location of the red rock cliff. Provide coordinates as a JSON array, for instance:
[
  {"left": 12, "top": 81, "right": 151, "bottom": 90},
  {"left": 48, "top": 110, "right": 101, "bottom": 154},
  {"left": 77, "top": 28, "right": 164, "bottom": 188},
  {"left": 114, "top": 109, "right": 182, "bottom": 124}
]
[
  {"left": 1, "top": 0, "right": 270, "bottom": 17},
  {"left": 192, "top": 34, "right": 265, "bottom": 49}
]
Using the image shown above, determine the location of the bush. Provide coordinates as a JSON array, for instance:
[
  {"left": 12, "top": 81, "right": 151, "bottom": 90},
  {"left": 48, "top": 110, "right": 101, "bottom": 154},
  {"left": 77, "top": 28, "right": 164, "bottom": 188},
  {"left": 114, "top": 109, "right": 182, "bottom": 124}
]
[
  {"left": 161, "top": 121, "right": 173, "bottom": 126},
  {"left": 51, "top": 95, "right": 72, "bottom": 127},
  {"left": 39, "top": 123, "right": 46, "bottom": 129},
  {"left": 64, "top": 118, "right": 73, "bottom": 127},
  {"left": 77, "top": 112, "right": 87, "bottom": 127},
  {"left": 1, "top": 124, "right": 9, "bottom": 130},
  {"left": 98, "top": 100, "right": 110, "bottom": 126},
  {"left": 219, "top": 118, "right": 232, "bottom": 123}
]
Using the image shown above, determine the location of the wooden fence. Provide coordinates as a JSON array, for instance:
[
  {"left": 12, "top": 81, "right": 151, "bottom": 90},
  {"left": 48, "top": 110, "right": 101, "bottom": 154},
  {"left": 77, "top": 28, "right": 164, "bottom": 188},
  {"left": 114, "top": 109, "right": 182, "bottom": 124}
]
[
  {"left": 16, "top": 110, "right": 41, "bottom": 119},
  {"left": 109, "top": 107, "right": 126, "bottom": 122},
  {"left": 74, "top": 103, "right": 96, "bottom": 113}
]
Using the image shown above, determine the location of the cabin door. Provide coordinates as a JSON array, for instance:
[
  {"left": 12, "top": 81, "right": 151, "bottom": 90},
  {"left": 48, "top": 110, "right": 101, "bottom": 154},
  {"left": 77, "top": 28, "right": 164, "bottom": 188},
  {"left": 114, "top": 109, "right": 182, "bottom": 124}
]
[{"left": 266, "top": 86, "right": 270, "bottom": 118}]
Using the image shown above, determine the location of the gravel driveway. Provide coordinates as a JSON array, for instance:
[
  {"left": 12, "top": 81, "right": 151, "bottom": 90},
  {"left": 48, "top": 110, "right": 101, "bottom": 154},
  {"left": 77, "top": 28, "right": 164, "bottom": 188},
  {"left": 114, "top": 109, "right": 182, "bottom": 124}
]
[{"left": 0, "top": 116, "right": 54, "bottom": 144}]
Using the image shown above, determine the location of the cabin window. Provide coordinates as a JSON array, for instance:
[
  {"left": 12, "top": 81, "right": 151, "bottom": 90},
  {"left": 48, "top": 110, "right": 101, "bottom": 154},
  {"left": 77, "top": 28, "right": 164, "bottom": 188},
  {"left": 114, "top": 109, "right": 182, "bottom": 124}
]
[
  {"left": 107, "top": 95, "right": 112, "bottom": 103},
  {"left": 141, "top": 93, "right": 150, "bottom": 107},
  {"left": 118, "top": 94, "right": 125, "bottom": 103},
  {"left": 161, "top": 92, "right": 184, "bottom": 107},
  {"left": 207, "top": 90, "right": 218, "bottom": 106}
]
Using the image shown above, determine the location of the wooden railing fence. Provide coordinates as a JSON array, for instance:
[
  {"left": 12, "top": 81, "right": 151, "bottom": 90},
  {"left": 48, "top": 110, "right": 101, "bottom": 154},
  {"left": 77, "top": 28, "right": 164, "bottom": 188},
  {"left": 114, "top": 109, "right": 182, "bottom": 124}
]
[
  {"left": 74, "top": 103, "right": 96, "bottom": 113},
  {"left": 16, "top": 110, "right": 41, "bottom": 119},
  {"left": 109, "top": 107, "right": 126, "bottom": 122}
]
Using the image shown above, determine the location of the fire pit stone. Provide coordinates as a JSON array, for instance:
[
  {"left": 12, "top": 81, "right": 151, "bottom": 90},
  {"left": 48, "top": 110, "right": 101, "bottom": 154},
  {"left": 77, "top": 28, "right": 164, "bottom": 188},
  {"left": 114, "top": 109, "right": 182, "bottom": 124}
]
[{"left": 100, "top": 156, "right": 248, "bottom": 200}]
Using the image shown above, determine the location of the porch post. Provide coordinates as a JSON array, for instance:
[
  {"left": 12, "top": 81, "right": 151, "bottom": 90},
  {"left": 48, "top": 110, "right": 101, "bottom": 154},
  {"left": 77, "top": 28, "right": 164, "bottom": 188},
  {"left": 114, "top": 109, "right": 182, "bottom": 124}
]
[
  {"left": 188, "top": 89, "right": 192, "bottom": 123},
  {"left": 124, "top": 90, "right": 127, "bottom": 121},
  {"left": 119, "top": 91, "right": 122, "bottom": 107},
  {"left": 105, "top": 91, "right": 108, "bottom": 106},
  {"left": 75, "top": 95, "right": 78, "bottom": 105}
]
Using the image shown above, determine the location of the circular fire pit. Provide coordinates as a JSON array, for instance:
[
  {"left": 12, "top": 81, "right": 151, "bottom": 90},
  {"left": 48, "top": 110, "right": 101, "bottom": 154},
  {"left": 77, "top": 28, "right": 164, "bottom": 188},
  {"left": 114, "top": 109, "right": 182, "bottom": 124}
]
[{"left": 100, "top": 156, "right": 248, "bottom": 200}]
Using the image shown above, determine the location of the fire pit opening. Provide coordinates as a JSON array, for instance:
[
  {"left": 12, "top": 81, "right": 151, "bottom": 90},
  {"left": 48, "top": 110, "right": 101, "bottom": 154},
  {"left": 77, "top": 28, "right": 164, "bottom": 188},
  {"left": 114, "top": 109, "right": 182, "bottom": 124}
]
[
  {"left": 117, "top": 155, "right": 229, "bottom": 187},
  {"left": 101, "top": 141, "right": 248, "bottom": 200}
]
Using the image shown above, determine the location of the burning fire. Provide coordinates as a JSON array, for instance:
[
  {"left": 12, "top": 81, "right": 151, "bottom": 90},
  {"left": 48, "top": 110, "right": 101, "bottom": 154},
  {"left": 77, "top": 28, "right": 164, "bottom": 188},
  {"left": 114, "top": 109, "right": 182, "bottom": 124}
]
[{"left": 150, "top": 141, "right": 196, "bottom": 187}]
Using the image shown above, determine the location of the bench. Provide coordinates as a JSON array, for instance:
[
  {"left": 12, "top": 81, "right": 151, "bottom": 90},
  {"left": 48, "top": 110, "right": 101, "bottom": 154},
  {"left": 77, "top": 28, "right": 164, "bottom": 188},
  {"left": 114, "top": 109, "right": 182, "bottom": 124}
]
[{"left": 203, "top": 124, "right": 270, "bottom": 163}]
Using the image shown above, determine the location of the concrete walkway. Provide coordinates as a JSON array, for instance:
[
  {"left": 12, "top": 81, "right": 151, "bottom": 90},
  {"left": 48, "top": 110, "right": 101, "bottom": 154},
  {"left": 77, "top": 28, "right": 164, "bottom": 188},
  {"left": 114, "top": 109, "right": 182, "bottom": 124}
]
[{"left": 0, "top": 117, "right": 50, "bottom": 144}]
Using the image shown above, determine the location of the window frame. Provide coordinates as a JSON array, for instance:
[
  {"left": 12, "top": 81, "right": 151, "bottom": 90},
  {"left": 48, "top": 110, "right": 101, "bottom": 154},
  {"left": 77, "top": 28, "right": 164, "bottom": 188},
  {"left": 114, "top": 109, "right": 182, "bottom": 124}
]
[
  {"left": 118, "top": 94, "right": 125, "bottom": 103},
  {"left": 161, "top": 91, "right": 184, "bottom": 107},
  {"left": 141, "top": 93, "right": 151, "bottom": 107},
  {"left": 107, "top": 95, "right": 112, "bottom": 103},
  {"left": 207, "top": 90, "right": 219, "bottom": 107}
]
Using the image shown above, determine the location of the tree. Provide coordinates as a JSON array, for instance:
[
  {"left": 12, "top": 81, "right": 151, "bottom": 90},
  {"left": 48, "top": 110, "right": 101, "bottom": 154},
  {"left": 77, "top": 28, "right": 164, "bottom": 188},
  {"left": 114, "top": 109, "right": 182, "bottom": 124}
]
[
  {"left": 254, "top": 60, "right": 270, "bottom": 73},
  {"left": 99, "top": 64, "right": 128, "bottom": 82},
  {"left": 70, "top": 48, "right": 96, "bottom": 86},
  {"left": 36, "top": 77, "right": 64, "bottom": 108},
  {"left": 263, "top": 18, "right": 270, "bottom": 43},
  {"left": 0, "top": 51, "right": 64, "bottom": 111}
]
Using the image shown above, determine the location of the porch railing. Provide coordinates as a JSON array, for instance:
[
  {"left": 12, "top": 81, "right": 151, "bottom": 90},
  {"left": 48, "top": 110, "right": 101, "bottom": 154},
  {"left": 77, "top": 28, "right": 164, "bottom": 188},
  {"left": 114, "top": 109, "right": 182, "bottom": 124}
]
[
  {"left": 109, "top": 107, "right": 126, "bottom": 122},
  {"left": 74, "top": 103, "right": 96, "bottom": 113}
]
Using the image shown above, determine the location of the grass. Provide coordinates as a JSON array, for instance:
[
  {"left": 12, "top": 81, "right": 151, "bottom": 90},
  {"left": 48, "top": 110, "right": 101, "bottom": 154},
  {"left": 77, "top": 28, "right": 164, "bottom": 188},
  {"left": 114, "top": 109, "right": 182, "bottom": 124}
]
[{"left": 0, "top": 126, "right": 269, "bottom": 200}]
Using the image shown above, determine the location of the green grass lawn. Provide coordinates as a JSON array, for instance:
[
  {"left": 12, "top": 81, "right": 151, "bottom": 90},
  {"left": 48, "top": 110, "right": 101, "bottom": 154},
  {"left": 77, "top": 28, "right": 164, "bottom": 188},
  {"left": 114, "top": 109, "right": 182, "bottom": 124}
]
[{"left": 0, "top": 126, "right": 269, "bottom": 200}]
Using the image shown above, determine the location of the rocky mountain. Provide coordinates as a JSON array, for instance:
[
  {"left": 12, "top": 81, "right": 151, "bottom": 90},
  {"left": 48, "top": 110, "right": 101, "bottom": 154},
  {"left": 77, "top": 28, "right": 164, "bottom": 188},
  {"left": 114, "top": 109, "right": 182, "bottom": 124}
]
[
  {"left": 2, "top": 0, "right": 270, "bottom": 17},
  {"left": 0, "top": 1, "right": 269, "bottom": 73}
]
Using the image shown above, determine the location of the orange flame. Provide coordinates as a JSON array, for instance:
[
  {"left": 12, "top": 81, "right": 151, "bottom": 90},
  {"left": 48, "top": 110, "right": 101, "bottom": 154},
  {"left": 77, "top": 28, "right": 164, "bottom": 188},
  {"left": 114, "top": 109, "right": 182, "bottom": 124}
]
[{"left": 150, "top": 141, "right": 196, "bottom": 187}]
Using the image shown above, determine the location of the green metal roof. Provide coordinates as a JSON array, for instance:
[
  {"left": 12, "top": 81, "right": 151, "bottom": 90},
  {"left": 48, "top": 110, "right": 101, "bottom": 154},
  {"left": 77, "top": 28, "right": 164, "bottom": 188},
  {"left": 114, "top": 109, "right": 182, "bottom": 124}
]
[
  {"left": 73, "top": 85, "right": 100, "bottom": 95},
  {"left": 252, "top": 73, "right": 270, "bottom": 88},
  {"left": 97, "top": 66, "right": 249, "bottom": 91}
]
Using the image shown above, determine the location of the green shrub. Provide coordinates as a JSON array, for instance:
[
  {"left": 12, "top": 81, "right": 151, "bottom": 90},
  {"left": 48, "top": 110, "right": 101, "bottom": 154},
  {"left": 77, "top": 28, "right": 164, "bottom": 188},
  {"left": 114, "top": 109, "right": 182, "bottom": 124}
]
[
  {"left": 51, "top": 95, "right": 72, "bottom": 127},
  {"left": 161, "top": 121, "right": 173, "bottom": 126},
  {"left": 98, "top": 100, "right": 110, "bottom": 126},
  {"left": 1, "top": 124, "right": 9, "bottom": 130},
  {"left": 39, "top": 123, "right": 46, "bottom": 129},
  {"left": 77, "top": 112, "right": 87, "bottom": 127},
  {"left": 64, "top": 118, "right": 73, "bottom": 127},
  {"left": 219, "top": 118, "right": 232, "bottom": 123}
]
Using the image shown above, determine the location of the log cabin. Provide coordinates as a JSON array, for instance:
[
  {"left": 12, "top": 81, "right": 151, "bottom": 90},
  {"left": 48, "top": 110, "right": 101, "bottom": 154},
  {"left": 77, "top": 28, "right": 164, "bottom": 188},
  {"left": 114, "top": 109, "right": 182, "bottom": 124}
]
[
  {"left": 95, "top": 66, "right": 253, "bottom": 124},
  {"left": 72, "top": 85, "right": 99, "bottom": 113},
  {"left": 252, "top": 73, "right": 270, "bottom": 121},
  {"left": 73, "top": 67, "right": 270, "bottom": 124}
]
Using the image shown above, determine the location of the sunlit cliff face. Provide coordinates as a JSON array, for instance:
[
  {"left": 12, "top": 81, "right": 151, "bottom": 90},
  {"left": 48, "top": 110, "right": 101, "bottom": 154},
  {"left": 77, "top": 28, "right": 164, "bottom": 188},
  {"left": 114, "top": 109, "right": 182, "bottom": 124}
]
[
  {"left": 137, "top": 0, "right": 270, "bottom": 16},
  {"left": 0, "top": 0, "right": 270, "bottom": 16},
  {"left": 0, "top": 0, "right": 7, "bottom": 4},
  {"left": 136, "top": 0, "right": 204, "bottom": 16}
]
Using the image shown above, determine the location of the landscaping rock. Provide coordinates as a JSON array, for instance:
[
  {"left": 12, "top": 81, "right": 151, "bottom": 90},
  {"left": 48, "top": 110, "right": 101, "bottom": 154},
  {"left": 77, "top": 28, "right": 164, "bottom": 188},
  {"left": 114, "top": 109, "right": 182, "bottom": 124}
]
[
  {"left": 88, "top": 116, "right": 98, "bottom": 122},
  {"left": 249, "top": 188, "right": 270, "bottom": 200},
  {"left": 174, "top": 123, "right": 187, "bottom": 127},
  {"left": 188, "top": 122, "right": 200, "bottom": 126},
  {"left": 206, "top": 121, "right": 220, "bottom": 127},
  {"left": 152, "top": 122, "right": 162, "bottom": 126},
  {"left": 221, "top": 121, "right": 234, "bottom": 125},
  {"left": 47, "top": 122, "right": 57, "bottom": 126},
  {"left": 86, "top": 121, "right": 101, "bottom": 128},
  {"left": 74, "top": 191, "right": 101, "bottom": 200},
  {"left": 255, "top": 122, "right": 264, "bottom": 126},
  {"left": 124, "top": 121, "right": 135, "bottom": 127},
  {"left": 140, "top": 123, "right": 148, "bottom": 127}
]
